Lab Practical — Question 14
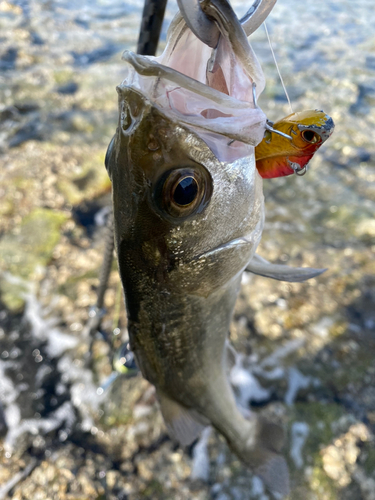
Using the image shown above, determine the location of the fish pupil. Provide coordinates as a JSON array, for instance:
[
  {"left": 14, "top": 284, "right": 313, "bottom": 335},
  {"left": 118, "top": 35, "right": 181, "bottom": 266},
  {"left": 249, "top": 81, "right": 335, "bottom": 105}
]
[{"left": 173, "top": 176, "right": 198, "bottom": 206}]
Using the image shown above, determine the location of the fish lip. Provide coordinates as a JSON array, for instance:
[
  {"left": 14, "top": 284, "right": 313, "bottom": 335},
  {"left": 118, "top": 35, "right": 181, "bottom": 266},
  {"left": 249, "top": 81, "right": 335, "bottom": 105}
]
[{"left": 192, "top": 235, "right": 255, "bottom": 261}]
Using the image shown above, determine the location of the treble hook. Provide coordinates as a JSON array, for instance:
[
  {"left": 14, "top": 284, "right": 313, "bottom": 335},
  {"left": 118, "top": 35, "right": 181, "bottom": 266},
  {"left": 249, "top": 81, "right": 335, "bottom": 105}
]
[
  {"left": 288, "top": 159, "right": 308, "bottom": 176},
  {"left": 177, "top": 0, "right": 277, "bottom": 48}
]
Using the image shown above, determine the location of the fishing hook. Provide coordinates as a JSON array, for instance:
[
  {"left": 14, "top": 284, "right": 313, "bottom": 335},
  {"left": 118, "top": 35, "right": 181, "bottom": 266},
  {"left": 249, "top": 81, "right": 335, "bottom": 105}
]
[
  {"left": 265, "top": 120, "right": 293, "bottom": 141},
  {"left": 288, "top": 159, "right": 308, "bottom": 176},
  {"left": 177, "top": 0, "right": 277, "bottom": 47}
]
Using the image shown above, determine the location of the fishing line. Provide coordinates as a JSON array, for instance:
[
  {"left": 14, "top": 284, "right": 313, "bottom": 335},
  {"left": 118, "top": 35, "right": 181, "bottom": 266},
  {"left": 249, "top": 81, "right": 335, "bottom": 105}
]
[{"left": 264, "top": 21, "right": 293, "bottom": 114}]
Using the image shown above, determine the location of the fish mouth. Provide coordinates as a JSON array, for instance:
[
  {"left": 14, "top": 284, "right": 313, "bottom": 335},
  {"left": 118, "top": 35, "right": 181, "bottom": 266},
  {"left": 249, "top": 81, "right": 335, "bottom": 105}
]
[
  {"left": 192, "top": 232, "right": 260, "bottom": 263},
  {"left": 194, "top": 216, "right": 264, "bottom": 262},
  {"left": 120, "top": 10, "right": 268, "bottom": 161}
]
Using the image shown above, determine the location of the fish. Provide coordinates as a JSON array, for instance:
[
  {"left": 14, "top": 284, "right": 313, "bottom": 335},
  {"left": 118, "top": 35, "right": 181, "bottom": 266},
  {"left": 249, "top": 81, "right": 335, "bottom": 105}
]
[
  {"left": 255, "top": 109, "right": 335, "bottom": 178},
  {"left": 106, "top": 88, "right": 289, "bottom": 496},
  {"left": 105, "top": 6, "right": 324, "bottom": 497}
]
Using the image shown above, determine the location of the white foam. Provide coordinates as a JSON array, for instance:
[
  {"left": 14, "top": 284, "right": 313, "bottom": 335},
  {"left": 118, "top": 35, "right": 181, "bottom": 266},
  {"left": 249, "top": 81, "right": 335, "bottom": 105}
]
[
  {"left": 260, "top": 339, "right": 305, "bottom": 369},
  {"left": 284, "top": 367, "right": 311, "bottom": 406},
  {"left": 230, "top": 354, "right": 270, "bottom": 408},
  {"left": 290, "top": 422, "right": 309, "bottom": 469},
  {"left": 4, "top": 401, "right": 74, "bottom": 452},
  {"left": 191, "top": 426, "right": 212, "bottom": 482}
]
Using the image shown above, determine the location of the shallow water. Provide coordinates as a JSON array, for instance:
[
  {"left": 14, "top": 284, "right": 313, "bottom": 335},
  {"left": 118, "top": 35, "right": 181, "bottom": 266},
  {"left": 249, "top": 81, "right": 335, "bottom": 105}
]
[{"left": 0, "top": 1, "right": 374, "bottom": 499}]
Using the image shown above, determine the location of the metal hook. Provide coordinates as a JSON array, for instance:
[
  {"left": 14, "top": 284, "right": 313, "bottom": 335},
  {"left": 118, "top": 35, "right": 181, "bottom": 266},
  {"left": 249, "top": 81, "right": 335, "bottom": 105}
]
[
  {"left": 252, "top": 82, "right": 258, "bottom": 107},
  {"left": 265, "top": 120, "right": 293, "bottom": 140},
  {"left": 177, "top": 0, "right": 278, "bottom": 47},
  {"left": 287, "top": 159, "right": 308, "bottom": 176}
]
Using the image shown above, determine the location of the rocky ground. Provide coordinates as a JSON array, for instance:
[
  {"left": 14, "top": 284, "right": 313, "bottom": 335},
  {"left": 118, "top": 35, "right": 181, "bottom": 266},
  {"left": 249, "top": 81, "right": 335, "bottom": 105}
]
[{"left": 0, "top": 0, "right": 374, "bottom": 498}]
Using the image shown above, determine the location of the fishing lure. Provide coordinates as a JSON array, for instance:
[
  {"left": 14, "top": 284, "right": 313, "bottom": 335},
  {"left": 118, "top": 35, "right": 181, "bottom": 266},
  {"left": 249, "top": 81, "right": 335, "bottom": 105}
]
[{"left": 255, "top": 109, "right": 335, "bottom": 178}]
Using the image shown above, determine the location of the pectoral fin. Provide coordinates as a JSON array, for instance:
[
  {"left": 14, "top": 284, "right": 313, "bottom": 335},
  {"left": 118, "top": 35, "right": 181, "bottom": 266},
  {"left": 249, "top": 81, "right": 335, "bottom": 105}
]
[
  {"left": 246, "top": 253, "right": 327, "bottom": 283},
  {"left": 157, "top": 391, "right": 208, "bottom": 446}
]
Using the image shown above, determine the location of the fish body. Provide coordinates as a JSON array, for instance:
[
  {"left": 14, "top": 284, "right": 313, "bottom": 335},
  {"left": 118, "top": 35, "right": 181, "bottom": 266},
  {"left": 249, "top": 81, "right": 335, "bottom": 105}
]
[
  {"left": 255, "top": 109, "right": 335, "bottom": 178},
  {"left": 106, "top": 8, "right": 293, "bottom": 496},
  {"left": 106, "top": 86, "right": 288, "bottom": 494}
]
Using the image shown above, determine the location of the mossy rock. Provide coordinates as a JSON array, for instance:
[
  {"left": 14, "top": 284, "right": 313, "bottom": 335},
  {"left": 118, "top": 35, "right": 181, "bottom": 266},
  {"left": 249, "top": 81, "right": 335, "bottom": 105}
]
[
  {"left": 0, "top": 207, "right": 68, "bottom": 310},
  {"left": 57, "top": 151, "right": 111, "bottom": 205},
  {"left": 288, "top": 402, "right": 351, "bottom": 499},
  {"left": 0, "top": 278, "right": 29, "bottom": 312}
]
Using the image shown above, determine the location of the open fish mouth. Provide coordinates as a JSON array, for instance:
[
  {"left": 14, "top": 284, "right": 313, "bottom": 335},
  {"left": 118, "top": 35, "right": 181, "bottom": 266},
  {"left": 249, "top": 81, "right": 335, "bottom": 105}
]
[{"left": 119, "top": 10, "right": 268, "bottom": 162}]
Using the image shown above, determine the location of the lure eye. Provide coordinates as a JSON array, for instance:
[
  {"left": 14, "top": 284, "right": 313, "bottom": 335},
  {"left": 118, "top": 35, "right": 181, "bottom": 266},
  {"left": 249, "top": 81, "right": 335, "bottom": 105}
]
[
  {"left": 155, "top": 167, "right": 212, "bottom": 220},
  {"left": 301, "top": 129, "right": 320, "bottom": 144}
]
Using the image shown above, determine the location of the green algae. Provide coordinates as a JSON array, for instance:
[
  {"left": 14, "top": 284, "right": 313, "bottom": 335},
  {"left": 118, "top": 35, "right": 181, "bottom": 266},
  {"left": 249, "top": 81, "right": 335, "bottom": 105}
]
[
  {"left": 288, "top": 403, "right": 348, "bottom": 499},
  {"left": 141, "top": 479, "right": 164, "bottom": 498},
  {"left": 362, "top": 443, "right": 375, "bottom": 477},
  {"left": 290, "top": 402, "right": 345, "bottom": 452},
  {"left": 57, "top": 151, "right": 111, "bottom": 205},
  {"left": 308, "top": 460, "right": 338, "bottom": 500},
  {"left": 0, "top": 207, "right": 68, "bottom": 277},
  {"left": 57, "top": 269, "right": 99, "bottom": 301},
  {"left": 53, "top": 69, "right": 75, "bottom": 85},
  {"left": 0, "top": 207, "right": 68, "bottom": 310},
  {"left": 0, "top": 278, "right": 29, "bottom": 312}
]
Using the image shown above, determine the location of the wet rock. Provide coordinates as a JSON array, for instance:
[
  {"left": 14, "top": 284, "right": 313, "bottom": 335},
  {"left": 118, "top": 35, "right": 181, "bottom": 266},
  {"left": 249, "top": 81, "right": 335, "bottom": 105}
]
[
  {"left": 321, "top": 423, "right": 371, "bottom": 487},
  {"left": 30, "top": 31, "right": 44, "bottom": 45},
  {"left": 71, "top": 43, "right": 120, "bottom": 66},
  {"left": 72, "top": 197, "right": 111, "bottom": 236},
  {"left": 14, "top": 103, "right": 40, "bottom": 115},
  {"left": 56, "top": 82, "right": 79, "bottom": 95},
  {"left": 0, "top": 106, "right": 20, "bottom": 123},
  {"left": 8, "top": 119, "right": 45, "bottom": 148},
  {"left": 0, "top": 47, "right": 17, "bottom": 70},
  {"left": 349, "top": 82, "right": 375, "bottom": 115}
]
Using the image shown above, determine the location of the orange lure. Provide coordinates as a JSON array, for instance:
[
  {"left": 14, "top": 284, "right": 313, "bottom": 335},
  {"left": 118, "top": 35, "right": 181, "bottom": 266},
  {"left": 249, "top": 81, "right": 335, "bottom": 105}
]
[{"left": 255, "top": 110, "right": 334, "bottom": 179}]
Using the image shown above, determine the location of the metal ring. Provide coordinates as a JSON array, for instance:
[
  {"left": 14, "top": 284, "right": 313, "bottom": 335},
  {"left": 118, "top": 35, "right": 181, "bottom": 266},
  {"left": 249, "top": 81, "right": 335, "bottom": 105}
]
[
  {"left": 177, "top": 0, "right": 220, "bottom": 47},
  {"left": 177, "top": 0, "right": 278, "bottom": 47},
  {"left": 240, "top": 0, "right": 277, "bottom": 36}
]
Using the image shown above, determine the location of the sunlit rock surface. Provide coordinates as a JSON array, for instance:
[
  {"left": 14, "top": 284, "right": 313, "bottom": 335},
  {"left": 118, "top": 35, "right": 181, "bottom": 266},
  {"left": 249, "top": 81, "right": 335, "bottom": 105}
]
[{"left": 0, "top": 0, "right": 374, "bottom": 499}]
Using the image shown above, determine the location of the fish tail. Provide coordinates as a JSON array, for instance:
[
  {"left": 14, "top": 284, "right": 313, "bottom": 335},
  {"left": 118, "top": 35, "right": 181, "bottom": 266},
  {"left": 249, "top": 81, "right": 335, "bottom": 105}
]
[{"left": 228, "top": 415, "right": 290, "bottom": 498}]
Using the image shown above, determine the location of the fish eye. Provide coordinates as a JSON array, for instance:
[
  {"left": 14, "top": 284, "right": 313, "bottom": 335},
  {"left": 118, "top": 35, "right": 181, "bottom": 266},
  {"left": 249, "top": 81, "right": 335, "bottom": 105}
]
[
  {"left": 301, "top": 129, "right": 319, "bottom": 144},
  {"left": 155, "top": 167, "right": 212, "bottom": 220},
  {"left": 172, "top": 176, "right": 198, "bottom": 206}
]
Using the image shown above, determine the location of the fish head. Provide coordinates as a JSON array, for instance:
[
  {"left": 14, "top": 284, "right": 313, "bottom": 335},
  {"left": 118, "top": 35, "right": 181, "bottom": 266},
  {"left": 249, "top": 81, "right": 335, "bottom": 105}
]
[
  {"left": 255, "top": 109, "right": 335, "bottom": 178},
  {"left": 106, "top": 87, "right": 264, "bottom": 297}
]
